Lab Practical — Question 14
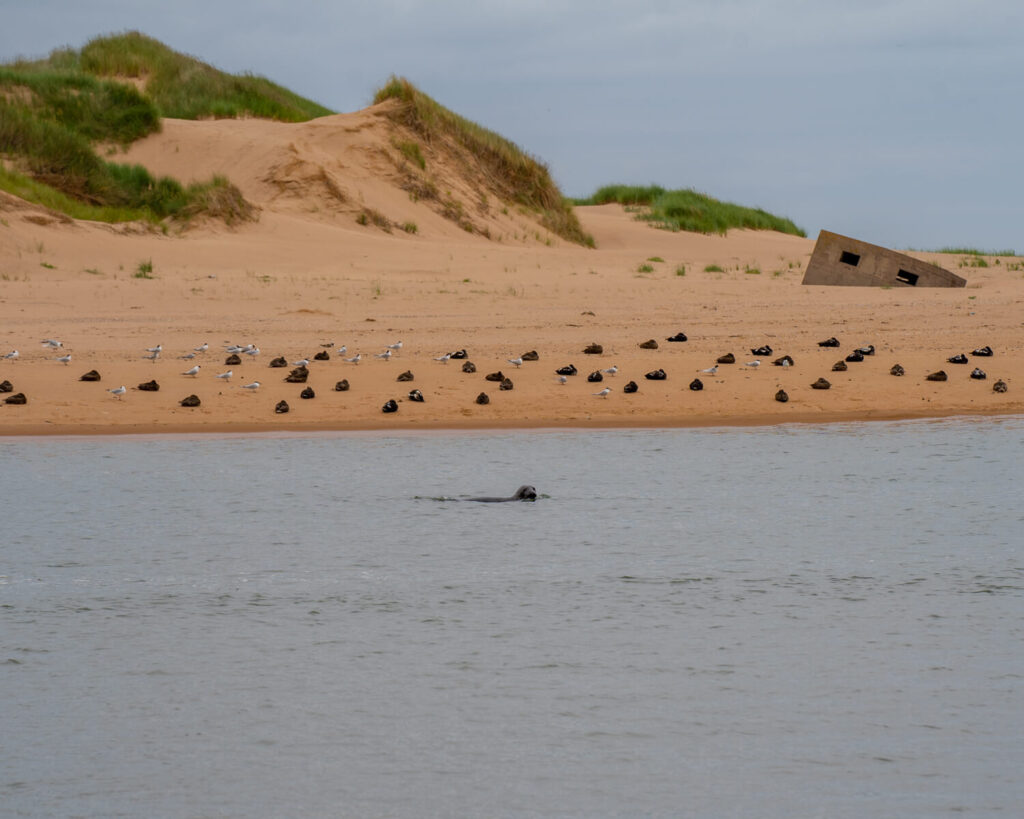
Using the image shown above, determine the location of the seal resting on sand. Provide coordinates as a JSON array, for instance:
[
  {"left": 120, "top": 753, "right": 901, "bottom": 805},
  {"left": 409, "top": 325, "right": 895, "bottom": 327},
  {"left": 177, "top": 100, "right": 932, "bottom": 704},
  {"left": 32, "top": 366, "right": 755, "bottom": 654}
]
[{"left": 465, "top": 485, "right": 537, "bottom": 503}]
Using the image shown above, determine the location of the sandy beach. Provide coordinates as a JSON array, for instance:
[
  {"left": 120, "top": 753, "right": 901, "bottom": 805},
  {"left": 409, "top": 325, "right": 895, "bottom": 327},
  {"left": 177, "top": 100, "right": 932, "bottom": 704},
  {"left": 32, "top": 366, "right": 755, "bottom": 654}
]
[{"left": 1, "top": 105, "right": 1020, "bottom": 435}]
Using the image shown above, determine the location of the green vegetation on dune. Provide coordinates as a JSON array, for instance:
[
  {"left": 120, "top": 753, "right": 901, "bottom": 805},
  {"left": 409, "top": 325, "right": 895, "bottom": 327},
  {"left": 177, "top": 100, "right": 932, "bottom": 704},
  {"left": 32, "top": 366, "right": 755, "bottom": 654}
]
[
  {"left": 374, "top": 76, "right": 593, "bottom": 247},
  {"left": 0, "top": 31, "right": 324, "bottom": 224},
  {"left": 575, "top": 184, "right": 806, "bottom": 237}
]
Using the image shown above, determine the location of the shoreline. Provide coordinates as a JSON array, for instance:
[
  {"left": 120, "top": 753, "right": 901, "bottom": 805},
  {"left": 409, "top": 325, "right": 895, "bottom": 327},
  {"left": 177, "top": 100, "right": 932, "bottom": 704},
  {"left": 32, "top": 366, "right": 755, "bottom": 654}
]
[{"left": 3, "top": 407, "right": 1020, "bottom": 439}]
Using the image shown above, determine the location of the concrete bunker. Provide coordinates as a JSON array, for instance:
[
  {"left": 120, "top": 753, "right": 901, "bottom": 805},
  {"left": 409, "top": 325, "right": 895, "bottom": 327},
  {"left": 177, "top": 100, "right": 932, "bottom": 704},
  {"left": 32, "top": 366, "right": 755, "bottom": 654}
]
[{"left": 802, "top": 230, "right": 965, "bottom": 288}]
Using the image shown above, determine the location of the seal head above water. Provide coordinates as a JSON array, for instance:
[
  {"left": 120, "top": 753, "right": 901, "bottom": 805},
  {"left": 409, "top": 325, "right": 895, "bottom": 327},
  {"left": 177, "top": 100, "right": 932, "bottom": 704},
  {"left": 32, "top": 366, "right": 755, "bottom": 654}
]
[{"left": 466, "top": 485, "right": 537, "bottom": 503}]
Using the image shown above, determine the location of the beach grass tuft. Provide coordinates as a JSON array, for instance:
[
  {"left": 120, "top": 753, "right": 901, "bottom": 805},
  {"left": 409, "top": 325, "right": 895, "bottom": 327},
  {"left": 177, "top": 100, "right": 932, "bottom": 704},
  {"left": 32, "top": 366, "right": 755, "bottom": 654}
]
[{"left": 574, "top": 184, "right": 805, "bottom": 237}]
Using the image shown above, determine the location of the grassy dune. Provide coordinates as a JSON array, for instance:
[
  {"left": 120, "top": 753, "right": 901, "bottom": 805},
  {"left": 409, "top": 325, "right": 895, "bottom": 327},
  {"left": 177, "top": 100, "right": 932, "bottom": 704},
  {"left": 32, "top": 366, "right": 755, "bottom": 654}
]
[
  {"left": 575, "top": 184, "right": 806, "bottom": 237},
  {"left": 374, "top": 76, "right": 593, "bottom": 247}
]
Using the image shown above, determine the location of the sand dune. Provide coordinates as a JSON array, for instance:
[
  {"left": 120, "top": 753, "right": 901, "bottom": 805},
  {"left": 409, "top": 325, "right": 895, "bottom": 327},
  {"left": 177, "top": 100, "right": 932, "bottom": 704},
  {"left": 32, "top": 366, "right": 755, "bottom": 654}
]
[{"left": 1, "top": 109, "right": 1020, "bottom": 435}]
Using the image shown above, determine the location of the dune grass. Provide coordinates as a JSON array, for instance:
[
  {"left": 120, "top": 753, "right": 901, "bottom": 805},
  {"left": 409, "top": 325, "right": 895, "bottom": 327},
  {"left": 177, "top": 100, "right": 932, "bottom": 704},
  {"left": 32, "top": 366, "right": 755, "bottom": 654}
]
[
  {"left": 575, "top": 184, "right": 805, "bottom": 237},
  {"left": 933, "top": 247, "right": 1016, "bottom": 257},
  {"left": 373, "top": 76, "right": 593, "bottom": 247},
  {"left": 18, "top": 31, "right": 333, "bottom": 122}
]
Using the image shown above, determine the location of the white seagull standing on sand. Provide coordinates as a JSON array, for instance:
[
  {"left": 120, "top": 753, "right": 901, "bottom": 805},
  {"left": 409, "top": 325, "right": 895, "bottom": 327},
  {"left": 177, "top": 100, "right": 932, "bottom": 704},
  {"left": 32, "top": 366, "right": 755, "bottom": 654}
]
[
  {"left": 194, "top": 342, "right": 209, "bottom": 353},
  {"left": 244, "top": 346, "right": 260, "bottom": 357},
  {"left": 183, "top": 365, "right": 200, "bottom": 377},
  {"left": 41, "top": 339, "right": 63, "bottom": 349},
  {"left": 375, "top": 349, "right": 392, "bottom": 360},
  {"left": 434, "top": 353, "right": 451, "bottom": 364},
  {"left": 216, "top": 370, "right": 233, "bottom": 381},
  {"left": 336, "top": 345, "right": 347, "bottom": 356},
  {"left": 387, "top": 341, "right": 403, "bottom": 351},
  {"left": 143, "top": 350, "right": 160, "bottom": 362},
  {"left": 593, "top": 387, "right": 612, "bottom": 398},
  {"left": 146, "top": 344, "right": 162, "bottom": 354},
  {"left": 292, "top": 358, "right": 310, "bottom": 367},
  {"left": 744, "top": 360, "right": 761, "bottom": 368},
  {"left": 3, "top": 350, "right": 18, "bottom": 361},
  {"left": 602, "top": 365, "right": 618, "bottom": 376},
  {"left": 700, "top": 365, "right": 718, "bottom": 375},
  {"left": 226, "top": 345, "right": 245, "bottom": 354},
  {"left": 55, "top": 353, "right": 71, "bottom": 365},
  {"left": 344, "top": 353, "right": 361, "bottom": 365},
  {"left": 241, "top": 381, "right": 260, "bottom": 391},
  {"left": 108, "top": 385, "right": 126, "bottom": 399},
  {"left": 557, "top": 375, "right": 568, "bottom": 385},
  {"left": 180, "top": 352, "right": 196, "bottom": 360},
  {"left": 507, "top": 357, "right": 523, "bottom": 368}
]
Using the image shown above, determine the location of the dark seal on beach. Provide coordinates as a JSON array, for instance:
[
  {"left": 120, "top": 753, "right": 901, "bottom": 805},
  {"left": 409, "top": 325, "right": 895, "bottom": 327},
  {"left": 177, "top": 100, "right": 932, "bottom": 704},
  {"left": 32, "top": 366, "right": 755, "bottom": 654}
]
[
  {"left": 832, "top": 360, "right": 848, "bottom": 372},
  {"left": 461, "top": 361, "right": 476, "bottom": 373},
  {"left": 926, "top": 370, "right": 948, "bottom": 382},
  {"left": 274, "top": 399, "right": 289, "bottom": 414},
  {"left": 269, "top": 356, "right": 288, "bottom": 368},
  {"left": 666, "top": 332, "right": 688, "bottom": 342},
  {"left": 485, "top": 371, "right": 505, "bottom": 382},
  {"left": 818, "top": 337, "right": 840, "bottom": 348},
  {"left": 4, "top": 392, "right": 27, "bottom": 405},
  {"left": 300, "top": 387, "right": 315, "bottom": 399},
  {"left": 465, "top": 485, "right": 537, "bottom": 503},
  {"left": 475, "top": 392, "right": 490, "bottom": 405},
  {"left": 845, "top": 350, "right": 864, "bottom": 363},
  {"left": 775, "top": 388, "right": 789, "bottom": 403},
  {"left": 583, "top": 343, "right": 603, "bottom": 355},
  {"left": 993, "top": 380, "right": 1008, "bottom": 393},
  {"left": 644, "top": 368, "right": 667, "bottom": 381},
  {"left": 499, "top": 377, "right": 514, "bottom": 391},
  {"left": 137, "top": 379, "right": 159, "bottom": 392},
  {"left": 623, "top": 380, "right": 638, "bottom": 393},
  {"left": 689, "top": 378, "right": 703, "bottom": 391},
  {"left": 0, "top": 380, "right": 13, "bottom": 393},
  {"left": 587, "top": 370, "right": 603, "bottom": 383},
  {"left": 285, "top": 366, "right": 309, "bottom": 383},
  {"left": 382, "top": 399, "right": 398, "bottom": 413},
  {"left": 716, "top": 353, "right": 736, "bottom": 364},
  {"left": 180, "top": 394, "right": 201, "bottom": 407},
  {"left": 555, "top": 364, "right": 578, "bottom": 376},
  {"left": 397, "top": 370, "right": 414, "bottom": 382},
  {"left": 639, "top": 339, "right": 659, "bottom": 350},
  {"left": 79, "top": 370, "right": 101, "bottom": 382},
  {"left": 521, "top": 350, "right": 539, "bottom": 361},
  {"left": 810, "top": 378, "right": 831, "bottom": 390},
  {"left": 335, "top": 379, "right": 350, "bottom": 391},
  {"left": 890, "top": 364, "right": 905, "bottom": 376},
  {"left": 314, "top": 350, "right": 330, "bottom": 361},
  {"left": 225, "top": 353, "right": 242, "bottom": 365}
]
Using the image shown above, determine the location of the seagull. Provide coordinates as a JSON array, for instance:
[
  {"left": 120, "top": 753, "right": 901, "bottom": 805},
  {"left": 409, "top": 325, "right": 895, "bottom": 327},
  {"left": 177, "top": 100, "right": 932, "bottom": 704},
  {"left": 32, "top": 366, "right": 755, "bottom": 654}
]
[
  {"left": 55, "top": 353, "right": 71, "bottom": 365},
  {"left": 216, "top": 370, "right": 232, "bottom": 381},
  {"left": 41, "top": 339, "right": 63, "bottom": 348},
  {"left": 557, "top": 375, "right": 568, "bottom": 385},
  {"left": 700, "top": 365, "right": 718, "bottom": 375},
  {"left": 434, "top": 353, "right": 451, "bottom": 364},
  {"left": 244, "top": 346, "right": 260, "bottom": 357},
  {"left": 2, "top": 350, "right": 18, "bottom": 361},
  {"left": 108, "top": 385, "right": 126, "bottom": 399},
  {"left": 375, "top": 349, "right": 392, "bottom": 360},
  {"left": 387, "top": 341, "right": 402, "bottom": 351},
  {"left": 145, "top": 344, "right": 162, "bottom": 354},
  {"left": 336, "top": 345, "right": 347, "bottom": 356},
  {"left": 292, "top": 358, "right": 310, "bottom": 367},
  {"left": 602, "top": 365, "right": 618, "bottom": 376},
  {"left": 744, "top": 360, "right": 761, "bottom": 368},
  {"left": 182, "top": 365, "right": 200, "bottom": 377},
  {"left": 180, "top": 352, "right": 196, "bottom": 360},
  {"left": 507, "top": 357, "right": 524, "bottom": 368},
  {"left": 593, "top": 387, "right": 611, "bottom": 398},
  {"left": 142, "top": 351, "right": 160, "bottom": 362},
  {"left": 344, "top": 353, "right": 361, "bottom": 364},
  {"left": 225, "top": 345, "right": 245, "bottom": 353},
  {"left": 194, "top": 342, "right": 209, "bottom": 353},
  {"left": 241, "top": 381, "right": 260, "bottom": 390}
]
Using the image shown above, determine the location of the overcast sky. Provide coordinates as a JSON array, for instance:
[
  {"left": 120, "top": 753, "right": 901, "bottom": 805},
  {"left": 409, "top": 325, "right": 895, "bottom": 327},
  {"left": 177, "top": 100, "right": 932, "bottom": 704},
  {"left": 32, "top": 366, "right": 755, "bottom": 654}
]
[{"left": 3, "top": 0, "right": 1021, "bottom": 250}]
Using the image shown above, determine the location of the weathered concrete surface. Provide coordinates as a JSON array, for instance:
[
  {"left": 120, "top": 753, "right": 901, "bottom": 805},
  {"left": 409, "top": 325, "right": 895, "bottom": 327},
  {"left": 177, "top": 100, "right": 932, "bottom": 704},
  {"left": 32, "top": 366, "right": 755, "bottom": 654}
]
[{"left": 802, "top": 230, "right": 966, "bottom": 287}]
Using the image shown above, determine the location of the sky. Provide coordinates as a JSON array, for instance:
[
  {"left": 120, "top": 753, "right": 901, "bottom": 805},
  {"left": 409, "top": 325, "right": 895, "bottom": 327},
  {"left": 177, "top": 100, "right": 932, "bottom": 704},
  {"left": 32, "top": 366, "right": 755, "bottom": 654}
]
[{"left": 2, "top": 0, "right": 1021, "bottom": 251}]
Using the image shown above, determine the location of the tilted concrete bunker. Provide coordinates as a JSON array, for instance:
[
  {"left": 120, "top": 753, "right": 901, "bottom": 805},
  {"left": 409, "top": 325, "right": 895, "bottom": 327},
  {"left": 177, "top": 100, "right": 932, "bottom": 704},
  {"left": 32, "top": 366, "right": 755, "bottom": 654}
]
[{"left": 802, "top": 230, "right": 966, "bottom": 288}]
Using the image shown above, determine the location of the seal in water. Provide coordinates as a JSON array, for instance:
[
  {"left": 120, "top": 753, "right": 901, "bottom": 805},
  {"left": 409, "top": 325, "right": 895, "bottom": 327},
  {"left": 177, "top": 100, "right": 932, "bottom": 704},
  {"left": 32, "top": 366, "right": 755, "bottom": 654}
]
[{"left": 465, "top": 485, "right": 537, "bottom": 503}]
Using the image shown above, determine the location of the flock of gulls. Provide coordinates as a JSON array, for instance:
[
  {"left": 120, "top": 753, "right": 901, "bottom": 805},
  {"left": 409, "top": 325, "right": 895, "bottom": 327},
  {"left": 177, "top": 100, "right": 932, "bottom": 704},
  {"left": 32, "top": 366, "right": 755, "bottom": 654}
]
[{"left": 0, "top": 332, "right": 1010, "bottom": 414}]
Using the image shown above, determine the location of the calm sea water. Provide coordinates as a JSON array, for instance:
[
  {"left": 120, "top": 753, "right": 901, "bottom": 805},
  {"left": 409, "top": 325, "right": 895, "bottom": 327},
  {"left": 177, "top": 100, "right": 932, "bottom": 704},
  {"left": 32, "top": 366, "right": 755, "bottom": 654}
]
[{"left": 2, "top": 419, "right": 1023, "bottom": 818}]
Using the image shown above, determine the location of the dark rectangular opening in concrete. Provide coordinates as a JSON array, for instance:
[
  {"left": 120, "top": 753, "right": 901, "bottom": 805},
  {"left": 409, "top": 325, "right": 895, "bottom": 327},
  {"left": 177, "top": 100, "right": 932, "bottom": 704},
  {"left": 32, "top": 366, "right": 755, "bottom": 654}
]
[
  {"left": 839, "top": 250, "right": 861, "bottom": 266},
  {"left": 897, "top": 269, "right": 919, "bottom": 286}
]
